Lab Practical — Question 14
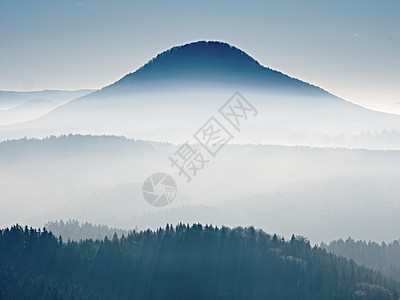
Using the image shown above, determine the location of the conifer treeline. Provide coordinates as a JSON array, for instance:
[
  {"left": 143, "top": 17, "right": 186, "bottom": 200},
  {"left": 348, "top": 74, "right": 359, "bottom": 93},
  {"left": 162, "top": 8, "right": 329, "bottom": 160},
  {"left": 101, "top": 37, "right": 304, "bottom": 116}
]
[{"left": 1, "top": 224, "right": 399, "bottom": 299}]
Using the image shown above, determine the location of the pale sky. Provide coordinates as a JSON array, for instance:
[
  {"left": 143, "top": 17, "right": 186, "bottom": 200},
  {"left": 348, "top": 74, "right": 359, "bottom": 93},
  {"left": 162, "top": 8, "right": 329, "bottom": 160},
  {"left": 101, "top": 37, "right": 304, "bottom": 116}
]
[{"left": 0, "top": 0, "right": 399, "bottom": 110}]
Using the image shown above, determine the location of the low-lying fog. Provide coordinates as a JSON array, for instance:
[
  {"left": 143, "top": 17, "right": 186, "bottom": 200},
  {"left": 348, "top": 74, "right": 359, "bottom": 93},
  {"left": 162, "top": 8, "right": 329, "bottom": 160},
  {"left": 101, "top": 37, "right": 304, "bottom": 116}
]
[{"left": 1, "top": 135, "right": 399, "bottom": 243}]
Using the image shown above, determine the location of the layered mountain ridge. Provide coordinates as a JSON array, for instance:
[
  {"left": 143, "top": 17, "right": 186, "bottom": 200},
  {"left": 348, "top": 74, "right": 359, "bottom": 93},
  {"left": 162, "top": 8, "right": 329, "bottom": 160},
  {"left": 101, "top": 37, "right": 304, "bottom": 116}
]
[{"left": 0, "top": 41, "right": 399, "bottom": 149}]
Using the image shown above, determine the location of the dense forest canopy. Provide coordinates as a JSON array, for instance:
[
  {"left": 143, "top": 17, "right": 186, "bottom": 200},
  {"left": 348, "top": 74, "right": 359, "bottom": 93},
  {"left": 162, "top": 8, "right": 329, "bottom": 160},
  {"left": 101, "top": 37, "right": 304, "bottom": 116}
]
[
  {"left": 1, "top": 224, "right": 399, "bottom": 299},
  {"left": 45, "top": 220, "right": 400, "bottom": 284}
]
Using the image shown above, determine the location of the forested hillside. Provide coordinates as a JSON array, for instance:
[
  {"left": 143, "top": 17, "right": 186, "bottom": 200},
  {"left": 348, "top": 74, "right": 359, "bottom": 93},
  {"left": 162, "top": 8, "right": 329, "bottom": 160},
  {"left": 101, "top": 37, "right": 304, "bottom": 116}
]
[
  {"left": 1, "top": 224, "right": 399, "bottom": 299},
  {"left": 322, "top": 238, "right": 400, "bottom": 282},
  {"left": 45, "top": 220, "right": 130, "bottom": 241}
]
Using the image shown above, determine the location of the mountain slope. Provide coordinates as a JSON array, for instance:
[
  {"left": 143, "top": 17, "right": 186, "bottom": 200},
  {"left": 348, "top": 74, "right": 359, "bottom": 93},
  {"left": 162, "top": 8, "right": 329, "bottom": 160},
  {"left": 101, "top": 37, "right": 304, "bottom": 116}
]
[
  {"left": 96, "top": 41, "right": 326, "bottom": 95},
  {"left": 322, "top": 238, "right": 400, "bottom": 282},
  {"left": 1, "top": 41, "right": 399, "bottom": 148}
]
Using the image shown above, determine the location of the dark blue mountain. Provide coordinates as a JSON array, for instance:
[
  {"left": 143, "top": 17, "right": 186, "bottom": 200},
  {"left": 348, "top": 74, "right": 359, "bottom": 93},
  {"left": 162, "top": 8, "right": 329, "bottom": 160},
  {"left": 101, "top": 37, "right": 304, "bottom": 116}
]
[
  {"left": 2, "top": 41, "right": 399, "bottom": 149},
  {"left": 97, "top": 41, "right": 325, "bottom": 96}
]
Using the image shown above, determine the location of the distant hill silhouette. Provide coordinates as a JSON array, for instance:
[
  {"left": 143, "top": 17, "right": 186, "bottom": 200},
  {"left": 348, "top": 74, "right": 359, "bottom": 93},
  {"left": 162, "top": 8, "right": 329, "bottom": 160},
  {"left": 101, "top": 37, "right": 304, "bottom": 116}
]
[
  {"left": 95, "top": 41, "right": 326, "bottom": 96},
  {"left": 0, "top": 98, "right": 58, "bottom": 125},
  {"left": 322, "top": 238, "right": 400, "bottom": 282},
  {"left": 45, "top": 219, "right": 130, "bottom": 241},
  {"left": 1, "top": 41, "right": 399, "bottom": 149},
  {"left": 1, "top": 135, "right": 400, "bottom": 241},
  {"left": 0, "top": 89, "right": 94, "bottom": 109}
]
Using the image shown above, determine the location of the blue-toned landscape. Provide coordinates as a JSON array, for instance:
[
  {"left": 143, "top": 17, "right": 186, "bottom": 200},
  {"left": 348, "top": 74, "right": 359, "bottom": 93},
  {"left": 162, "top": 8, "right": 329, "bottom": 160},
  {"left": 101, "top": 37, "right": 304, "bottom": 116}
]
[{"left": 1, "top": 1, "right": 400, "bottom": 299}]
